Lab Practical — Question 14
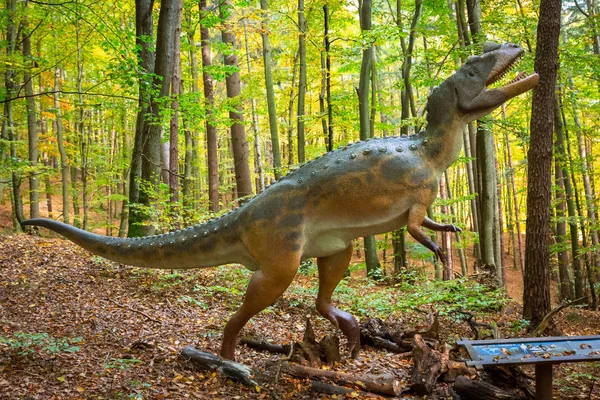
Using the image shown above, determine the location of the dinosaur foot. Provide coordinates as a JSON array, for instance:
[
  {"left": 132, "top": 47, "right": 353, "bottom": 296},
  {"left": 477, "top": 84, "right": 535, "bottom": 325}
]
[{"left": 317, "top": 303, "right": 361, "bottom": 357}]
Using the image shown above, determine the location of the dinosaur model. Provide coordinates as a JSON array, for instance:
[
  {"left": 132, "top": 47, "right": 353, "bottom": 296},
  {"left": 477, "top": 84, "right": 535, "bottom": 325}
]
[{"left": 22, "top": 42, "right": 539, "bottom": 360}]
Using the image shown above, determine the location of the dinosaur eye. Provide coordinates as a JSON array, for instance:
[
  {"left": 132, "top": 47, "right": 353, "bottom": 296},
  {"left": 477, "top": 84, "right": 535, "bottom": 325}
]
[{"left": 468, "top": 71, "right": 476, "bottom": 78}]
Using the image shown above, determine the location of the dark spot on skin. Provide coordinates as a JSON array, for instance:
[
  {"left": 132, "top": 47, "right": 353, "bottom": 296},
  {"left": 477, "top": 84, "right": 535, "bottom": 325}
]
[
  {"left": 252, "top": 198, "right": 280, "bottom": 220},
  {"left": 280, "top": 214, "right": 303, "bottom": 228},
  {"left": 285, "top": 231, "right": 301, "bottom": 242},
  {"left": 425, "top": 141, "right": 444, "bottom": 159},
  {"left": 288, "top": 195, "right": 305, "bottom": 209},
  {"left": 379, "top": 157, "right": 408, "bottom": 182},
  {"left": 290, "top": 243, "right": 302, "bottom": 252},
  {"left": 197, "top": 237, "right": 217, "bottom": 252},
  {"left": 409, "top": 168, "right": 432, "bottom": 186}
]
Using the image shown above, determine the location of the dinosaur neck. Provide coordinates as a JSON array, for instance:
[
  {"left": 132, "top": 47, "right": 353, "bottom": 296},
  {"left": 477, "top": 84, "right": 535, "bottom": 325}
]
[{"left": 421, "top": 119, "right": 466, "bottom": 172}]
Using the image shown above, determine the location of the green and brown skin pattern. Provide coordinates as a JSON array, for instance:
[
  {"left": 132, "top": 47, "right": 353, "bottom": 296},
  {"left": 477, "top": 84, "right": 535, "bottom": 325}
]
[{"left": 22, "top": 42, "right": 539, "bottom": 360}]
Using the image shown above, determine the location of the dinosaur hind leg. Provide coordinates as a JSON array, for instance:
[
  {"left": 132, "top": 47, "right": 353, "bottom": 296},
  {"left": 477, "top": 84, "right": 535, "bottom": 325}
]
[
  {"left": 220, "top": 263, "right": 298, "bottom": 360},
  {"left": 316, "top": 244, "right": 360, "bottom": 358}
]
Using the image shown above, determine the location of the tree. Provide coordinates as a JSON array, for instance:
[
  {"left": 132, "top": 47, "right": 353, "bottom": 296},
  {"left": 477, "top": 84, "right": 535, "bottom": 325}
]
[
  {"left": 260, "top": 0, "right": 282, "bottom": 180},
  {"left": 220, "top": 0, "right": 253, "bottom": 200},
  {"left": 523, "top": 0, "right": 561, "bottom": 326},
  {"left": 466, "top": 0, "right": 503, "bottom": 282},
  {"left": 128, "top": 0, "right": 155, "bottom": 237},
  {"left": 357, "top": 0, "right": 380, "bottom": 277},
  {"left": 297, "top": 0, "right": 307, "bottom": 162},
  {"left": 199, "top": 0, "right": 220, "bottom": 212}
]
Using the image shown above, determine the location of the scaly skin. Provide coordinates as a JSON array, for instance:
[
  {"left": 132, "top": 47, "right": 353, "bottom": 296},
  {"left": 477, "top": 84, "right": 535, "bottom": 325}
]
[{"left": 22, "top": 43, "right": 539, "bottom": 360}]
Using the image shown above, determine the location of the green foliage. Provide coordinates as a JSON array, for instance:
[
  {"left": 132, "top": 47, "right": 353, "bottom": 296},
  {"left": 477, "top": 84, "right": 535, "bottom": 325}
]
[
  {"left": 0, "top": 332, "right": 82, "bottom": 357},
  {"left": 104, "top": 357, "right": 142, "bottom": 370},
  {"left": 334, "top": 275, "right": 507, "bottom": 319}
]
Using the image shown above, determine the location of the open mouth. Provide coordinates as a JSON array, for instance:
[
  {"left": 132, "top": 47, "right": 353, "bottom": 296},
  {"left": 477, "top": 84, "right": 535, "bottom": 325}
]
[{"left": 486, "top": 50, "right": 537, "bottom": 90}]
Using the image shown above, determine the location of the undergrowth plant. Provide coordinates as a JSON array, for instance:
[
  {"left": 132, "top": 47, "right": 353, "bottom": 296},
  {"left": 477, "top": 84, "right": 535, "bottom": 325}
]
[{"left": 0, "top": 332, "right": 82, "bottom": 357}]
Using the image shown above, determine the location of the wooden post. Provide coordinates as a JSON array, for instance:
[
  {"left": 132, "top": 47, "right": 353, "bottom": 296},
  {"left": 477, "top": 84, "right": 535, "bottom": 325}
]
[{"left": 535, "top": 363, "right": 552, "bottom": 400}]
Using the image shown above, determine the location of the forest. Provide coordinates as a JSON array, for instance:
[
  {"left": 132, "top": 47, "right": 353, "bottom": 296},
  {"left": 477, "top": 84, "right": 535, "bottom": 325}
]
[{"left": 2, "top": 0, "right": 600, "bottom": 398}]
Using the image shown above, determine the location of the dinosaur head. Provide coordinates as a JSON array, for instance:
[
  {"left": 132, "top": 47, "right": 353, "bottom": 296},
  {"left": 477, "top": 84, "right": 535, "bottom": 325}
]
[{"left": 426, "top": 42, "right": 539, "bottom": 126}]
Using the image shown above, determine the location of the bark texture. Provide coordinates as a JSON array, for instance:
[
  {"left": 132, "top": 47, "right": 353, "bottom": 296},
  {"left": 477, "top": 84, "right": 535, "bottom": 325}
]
[{"left": 523, "top": 0, "right": 561, "bottom": 325}]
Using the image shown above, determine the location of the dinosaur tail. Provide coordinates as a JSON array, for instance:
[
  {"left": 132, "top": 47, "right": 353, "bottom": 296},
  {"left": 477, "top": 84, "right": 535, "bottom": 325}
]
[{"left": 21, "top": 217, "right": 243, "bottom": 269}]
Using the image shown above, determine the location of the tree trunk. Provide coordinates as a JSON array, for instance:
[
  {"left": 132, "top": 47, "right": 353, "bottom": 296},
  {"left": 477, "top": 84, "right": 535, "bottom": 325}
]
[
  {"left": 297, "top": 0, "right": 307, "bottom": 162},
  {"left": 23, "top": 25, "right": 39, "bottom": 219},
  {"left": 260, "top": 0, "right": 282, "bottom": 180},
  {"left": 128, "top": 0, "right": 155, "bottom": 237},
  {"left": 400, "top": 0, "right": 422, "bottom": 136},
  {"left": 440, "top": 173, "right": 453, "bottom": 280},
  {"left": 466, "top": 0, "right": 501, "bottom": 280},
  {"left": 357, "top": 0, "right": 380, "bottom": 278},
  {"left": 323, "top": 5, "right": 333, "bottom": 152},
  {"left": 562, "top": 101, "right": 597, "bottom": 307},
  {"left": 287, "top": 52, "right": 298, "bottom": 165},
  {"left": 523, "top": 0, "right": 561, "bottom": 326},
  {"left": 199, "top": 0, "right": 220, "bottom": 211},
  {"left": 242, "top": 15, "right": 265, "bottom": 194},
  {"left": 555, "top": 96, "right": 583, "bottom": 298},
  {"left": 4, "top": 0, "right": 23, "bottom": 227},
  {"left": 220, "top": 0, "right": 253, "bottom": 200},
  {"left": 53, "top": 65, "right": 69, "bottom": 224},
  {"left": 169, "top": 2, "right": 182, "bottom": 220}
]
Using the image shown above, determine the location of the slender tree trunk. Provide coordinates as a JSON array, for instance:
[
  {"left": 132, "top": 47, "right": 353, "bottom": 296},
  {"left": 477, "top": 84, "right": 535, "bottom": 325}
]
[
  {"left": 4, "top": 0, "right": 23, "bottom": 228},
  {"left": 554, "top": 150, "right": 574, "bottom": 301},
  {"left": 523, "top": 0, "right": 561, "bottom": 326},
  {"left": 297, "top": 0, "right": 307, "bottom": 162},
  {"left": 466, "top": 0, "right": 502, "bottom": 280},
  {"left": 568, "top": 76, "right": 600, "bottom": 306},
  {"left": 169, "top": 2, "right": 182, "bottom": 220},
  {"left": 400, "top": 0, "right": 422, "bottom": 136},
  {"left": 75, "top": 4, "right": 87, "bottom": 230},
  {"left": 242, "top": 15, "right": 265, "bottom": 193},
  {"left": 221, "top": 0, "right": 253, "bottom": 199},
  {"left": 54, "top": 66, "right": 69, "bottom": 223},
  {"left": 287, "top": 52, "right": 298, "bottom": 165},
  {"left": 562, "top": 99, "right": 597, "bottom": 306},
  {"left": 440, "top": 173, "right": 453, "bottom": 280},
  {"left": 357, "top": 0, "right": 380, "bottom": 278},
  {"left": 260, "top": 0, "right": 282, "bottom": 180},
  {"left": 199, "top": 0, "right": 220, "bottom": 211},
  {"left": 23, "top": 25, "right": 39, "bottom": 219},
  {"left": 494, "top": 144, "right": 505, "bottom": 283},
  {"left": 445, "top": 170, "right": 467, "bottom": 276},
  {"left": 128, "top": 0, "right": 155, "bottom": 236},
  {"left": 324, "top": 5, "right": 333, "bottom": 151},
  {"left": 183, "top": 13, "right": 198, "bottom": 210}
]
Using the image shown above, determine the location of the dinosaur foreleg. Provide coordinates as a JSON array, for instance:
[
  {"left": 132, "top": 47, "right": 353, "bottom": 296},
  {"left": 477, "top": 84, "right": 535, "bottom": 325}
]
[
  {"left": 220, "top": 267, "right": 297, "bottom": 360},
  {"left": 421, "top": 216, "right": 462, "bottom": 233},
  {"left": 316, "top": 244, "right": 360, "bottom": 358},
  {"left": 407, "top": 206, "right": 447, "bottom": 264}
]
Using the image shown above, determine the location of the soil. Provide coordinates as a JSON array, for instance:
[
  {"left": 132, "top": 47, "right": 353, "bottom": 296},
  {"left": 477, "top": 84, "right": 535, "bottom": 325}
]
[{"left": 1, "top": 193, "right": 600, "bottom": 399}]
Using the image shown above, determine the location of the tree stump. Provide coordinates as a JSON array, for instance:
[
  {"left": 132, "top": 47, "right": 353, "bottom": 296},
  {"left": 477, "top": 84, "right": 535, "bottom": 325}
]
[{"left": 410, "top": 334, "right": 449, "bottom": 395}]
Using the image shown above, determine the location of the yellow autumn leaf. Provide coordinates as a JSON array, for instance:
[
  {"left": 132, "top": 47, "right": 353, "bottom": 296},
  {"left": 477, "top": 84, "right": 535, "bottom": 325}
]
[{"left": 76, "top": 387, "right": 85, "bottom": 393}]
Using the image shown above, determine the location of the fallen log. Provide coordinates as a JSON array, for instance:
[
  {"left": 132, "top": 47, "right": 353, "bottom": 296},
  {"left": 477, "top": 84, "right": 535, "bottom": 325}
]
[
  {"left": 240, "top": 338, "right": 291, "bottom": 355},
  {"left": 310, "top": 381, "right": 380, "bottom": 398},
  {"left": 410, "top": 334, "right": 449, "bottom": 395},
  {"left": 453, "top": 375, "right": 523, "bottom": 400},
  {"left": 180, "top": 346, "right": 258, "bottom": 387},
  {"left": 267, "top": 360, "right": 402, "bottom": 397}
]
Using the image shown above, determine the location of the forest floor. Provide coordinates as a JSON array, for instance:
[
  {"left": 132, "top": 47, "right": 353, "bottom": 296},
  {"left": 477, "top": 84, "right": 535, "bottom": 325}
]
[
  {"left": 2, "top": 233, "right": 600, "bottom": 400},
  {"left": 2, "top": 194, "right": 600, "bottom": 399}
]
